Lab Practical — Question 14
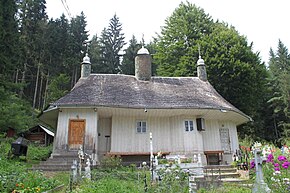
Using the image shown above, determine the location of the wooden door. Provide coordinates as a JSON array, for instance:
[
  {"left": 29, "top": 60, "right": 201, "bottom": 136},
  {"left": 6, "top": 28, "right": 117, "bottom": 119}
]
[
  {"left": 219, "top": 128, "right": 231, "bottom": 153},
  {"left": 68, "top": 119, "right": 86, "bottom": 149},
  {"left": 98, "top": 118, "right": 111, "bottom": 155},
  {"left": 183, "top": 120, "right": 195, "bottom": 152}
]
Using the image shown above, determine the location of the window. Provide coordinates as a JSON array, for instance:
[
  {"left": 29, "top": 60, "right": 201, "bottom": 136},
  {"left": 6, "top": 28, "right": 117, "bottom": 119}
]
[
  {"left": 136, "top": 121, "right": 146, "bottom": 133},
  {"left": 185, "top": 120, "right": 194, "bottom": 131}
]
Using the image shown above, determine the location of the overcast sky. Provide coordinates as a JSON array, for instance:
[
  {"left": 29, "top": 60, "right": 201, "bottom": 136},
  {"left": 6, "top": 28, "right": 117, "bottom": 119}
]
[{"left": 46, "top": 0, "right": 290, "bottom": 64}]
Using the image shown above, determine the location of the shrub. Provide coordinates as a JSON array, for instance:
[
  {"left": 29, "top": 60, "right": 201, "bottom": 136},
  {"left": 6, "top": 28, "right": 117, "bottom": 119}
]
[
  {"left": 26, "top": 144, "right": 52, "bottom": 161},
  {"left": 100, "top": 155, "right": 122, "bottom": 170},
  {"left": 149, "top": 166, "right": 189, "bottom": 193},
  {"left": 12, "top": 171, "right": 60, "bottom": 193},
  {"left": 0, "top": 139, "right": 59, "bottom": 193}
]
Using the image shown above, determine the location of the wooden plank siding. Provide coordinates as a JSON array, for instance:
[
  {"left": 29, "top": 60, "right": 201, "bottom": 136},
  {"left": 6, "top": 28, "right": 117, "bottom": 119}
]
[
  {"left": 110, "top": 115, "right": 205, "bottom": 155},
  {"left": 98, "top": 118, "right": 112, "bottom": 156},
  {"left": 25, "top": 133, "right": 45, "bottom": 143},
  {"left": 52, "top": 107, "right": 239, "bottom": 165},
  {"left": 53, "top": 108, "right": 98, "bottom": 153}
]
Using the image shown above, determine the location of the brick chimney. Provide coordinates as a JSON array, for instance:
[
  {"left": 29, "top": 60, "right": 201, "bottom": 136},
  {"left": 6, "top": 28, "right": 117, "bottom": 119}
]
[{"left": 135, "top": 47, "right": 151, "bottom": 81}]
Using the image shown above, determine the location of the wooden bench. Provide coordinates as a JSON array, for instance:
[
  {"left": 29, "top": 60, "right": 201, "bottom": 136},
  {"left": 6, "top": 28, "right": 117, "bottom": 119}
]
[
  {"left": 106, "top": 152, "right": 170, "bottom": 166},
  {"left": 204, "top": 150, "right": 224, "bottom": 165},
  {"left": 106, "top": 152, "right": 170, "bottom": 157}
]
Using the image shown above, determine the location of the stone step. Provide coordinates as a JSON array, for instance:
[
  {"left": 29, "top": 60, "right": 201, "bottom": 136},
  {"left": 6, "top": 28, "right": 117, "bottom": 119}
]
[
  {"left": 31, "top": 164, "right": 72, "bottom": 171},
  {"left": 220, "top": 178, "right": 251, "bottom": 184},
  {"left": 45, "top": 157, "right": 78, "bottom": 162},
  {"left": 32, "top": 153, "right": 80, "bottom": 171},
  {"left": 204, "top": 168, "right": 237, "bottom": 173},
  {"left": 204, "top": 165, "right": 234, "bottom": 169},
  {"left": 39, "top": 160, "right": 75, "bottom": 165},
  {"left": 204, "top": 172, "right": 240, "bottom": 179},
  {"left": 50, "top": 154, "right": 78, "bottom": 159}
]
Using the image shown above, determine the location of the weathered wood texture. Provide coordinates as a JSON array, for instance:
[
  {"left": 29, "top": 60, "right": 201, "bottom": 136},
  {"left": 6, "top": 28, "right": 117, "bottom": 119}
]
[
  {"left": 97, "top": 118, "right": 111, "bottom": 156},
  {"left": 109, "top": 116, "right": 236, "bottom": 156},
  {"left": 53, "top": 108, "right": 98, "bottom": 153},
  {"left": 68, "top": 119, "right": 85, "bottom": 149},
  {"left": 53, "top": 107, "right": 239, "bottom": 165}
]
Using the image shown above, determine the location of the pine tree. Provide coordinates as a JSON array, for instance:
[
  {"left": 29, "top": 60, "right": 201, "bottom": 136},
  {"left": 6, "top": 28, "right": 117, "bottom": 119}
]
[
  {"left": 0, "top": 0, "right": 37, "bottom": 132},
  {"left": 89, "top": 34, "right": 102, "bottom": 73},
  {"left": 121, "top": 35, "right": 141, "bottom": 75},
  {"left": 68, "top": 11, "right": 89, "bottom": 86},
  {"left": 267, "top": 40, "right": 290, "bottom": 143},
  {"left": 18, "top": 0, "right": 48, "bottom": 102},
  {"left": 0, "top": 0, "right": 21, "bottom": 85},
  {"left": 99, "top": 14, "right": 126, "bottom": 74}
]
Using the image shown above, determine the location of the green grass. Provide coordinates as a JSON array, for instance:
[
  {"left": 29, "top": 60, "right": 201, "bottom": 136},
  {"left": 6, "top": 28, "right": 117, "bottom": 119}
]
[
  {"left": 0, "top": 138, "right": 60, "bottom": 193},
  {"left": 0, "top": 138, "right": 262, "bottom": 193}
]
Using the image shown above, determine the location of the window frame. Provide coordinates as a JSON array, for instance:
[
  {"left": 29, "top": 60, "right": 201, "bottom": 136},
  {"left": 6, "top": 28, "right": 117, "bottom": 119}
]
[
  {"left": 184, "top": 120, "right": 194, "bottom": 132},
  {"left": 136, "top": 120, "right": 147, "bottom": 134}
]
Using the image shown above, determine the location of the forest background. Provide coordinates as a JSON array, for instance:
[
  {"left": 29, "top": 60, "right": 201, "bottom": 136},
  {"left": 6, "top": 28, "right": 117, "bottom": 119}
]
[{"left": 0, "top": 0, "right": 289, "bottom": 145}]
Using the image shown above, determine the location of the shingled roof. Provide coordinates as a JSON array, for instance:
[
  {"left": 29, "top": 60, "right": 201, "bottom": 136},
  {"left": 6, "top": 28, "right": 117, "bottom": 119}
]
[{"left": 52, "top": 74, "right": 247, "bottom": 117}]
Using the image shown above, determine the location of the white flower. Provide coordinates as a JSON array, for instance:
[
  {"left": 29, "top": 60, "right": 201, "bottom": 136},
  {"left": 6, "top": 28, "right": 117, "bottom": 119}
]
[
  {"left": 157, "top": 151, "right": 162, "bottom": 157},
  {"left": 273, "top": 170, "right": 281, "bottom": 175},
  {"left": 271, "top": 177, "right": 280, "bottom": 182},
  {"left": 283, "top": 178, "right": 290, "bottom": 184},
  {"left": 252, "top": 142, "right": 262, "bottom": 150}
]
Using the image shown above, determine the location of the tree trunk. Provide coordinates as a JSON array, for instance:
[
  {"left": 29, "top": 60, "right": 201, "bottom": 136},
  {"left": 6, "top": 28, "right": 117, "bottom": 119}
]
[
  {"left": 71, "top": 69, "right": 75, "bottom": 88},
  {"left": 19, "top": 63, "right": 27, "bottom": 98},
  {"left": 42, "top": 72, "right": 49, "bottom": 110},
  {"left": 15, "top": 68, "right": 19, "bottom": 83},
  {"left": 74, "top": 66, "right": 78, "bottom": 85},
  {"left": 33, "top": 64, "right": 40, "bottom": 109},
  {"left": 38, "top": 71, "right": 44, "bottom": 109}
]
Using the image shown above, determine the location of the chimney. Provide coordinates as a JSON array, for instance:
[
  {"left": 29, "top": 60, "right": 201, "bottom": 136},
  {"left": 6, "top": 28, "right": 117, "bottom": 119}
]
[
  {"left": 135, "top": 47, "right": 151, "bottom": 81},
  {"left": 81, "top": 53, "right": 91, "bottom": 78},
  {"left": 197, "top": 56, "right": 207, "bottom": 81}
]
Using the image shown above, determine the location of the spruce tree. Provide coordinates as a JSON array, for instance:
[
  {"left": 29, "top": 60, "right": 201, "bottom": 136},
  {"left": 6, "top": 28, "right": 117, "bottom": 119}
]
[
  {"left": 68, "top": 11, "right": 89, "bottom": 85},
  {"left": 99, "top": 14, "right": 126, "bottom": 74},
  {"left": 267, "top": 40, "right": 290, "bottom": 143},
  {"left": 121, "top": 35, "right": 141, "bottom": 75}
]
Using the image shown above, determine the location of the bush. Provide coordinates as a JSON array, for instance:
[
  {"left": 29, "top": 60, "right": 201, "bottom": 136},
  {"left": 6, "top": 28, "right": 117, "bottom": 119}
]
[
  {"left": 12, "top": 171, "right": 60, "bottom": 193},
  {"left": 0, "top": 139, "right": 59, "bottom": 193},
  {"left": 148, "top": 166, "right": 189, "bottom": 193},
  {"left": 100, "top": 155, "right": 122, "bottom": 170},
  {"left": 26, "top": 144, "right": 52, "bottom": 161}
]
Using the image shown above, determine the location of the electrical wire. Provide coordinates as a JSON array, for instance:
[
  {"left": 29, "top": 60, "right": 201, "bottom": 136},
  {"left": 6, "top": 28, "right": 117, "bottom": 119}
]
[{"left": 60, "top": 0, "right": 72, "bottom": 19}]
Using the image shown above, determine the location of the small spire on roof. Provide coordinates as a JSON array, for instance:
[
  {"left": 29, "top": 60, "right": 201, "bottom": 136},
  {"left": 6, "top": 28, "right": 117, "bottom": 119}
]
[
  {"left": 198, "top": 44, "right": 201, "bottom": 58},
  {"left": 137, "top": 46, "right": 149, "bottom": 55},
  {"left": 196, "top": 45, "right": 207, "bottom": 81},
  {"left": 142, "top": 33, "right": 145, "bottom": 47},
  {"left": 82, "top": 53, "right": 91, "bottom": 64},
  {"left": 81, "top": 52, "right": 91, "bottom": 78}
]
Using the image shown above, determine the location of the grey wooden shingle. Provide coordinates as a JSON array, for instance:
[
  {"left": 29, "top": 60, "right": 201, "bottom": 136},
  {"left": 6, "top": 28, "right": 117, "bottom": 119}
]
[{"left": 52, "top": 74, "right": 245, "bottom": 116}]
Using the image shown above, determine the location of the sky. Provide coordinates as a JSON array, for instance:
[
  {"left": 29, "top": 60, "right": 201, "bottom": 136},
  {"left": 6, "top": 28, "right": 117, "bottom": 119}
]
[{"left": 46, "top": 0, "right": 290, "bottom": 64}]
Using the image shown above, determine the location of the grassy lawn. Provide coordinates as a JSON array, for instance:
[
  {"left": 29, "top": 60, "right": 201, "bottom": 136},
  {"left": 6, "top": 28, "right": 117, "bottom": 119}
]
[
  {"left": 4, "top": 138, "right": 289, "bottom": 193},
  {"left": 0, "top": 137, "right": 252, "bottom": 193},
  {"left": 0, "top": 138, "right": 61, "bottom": 193}
]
